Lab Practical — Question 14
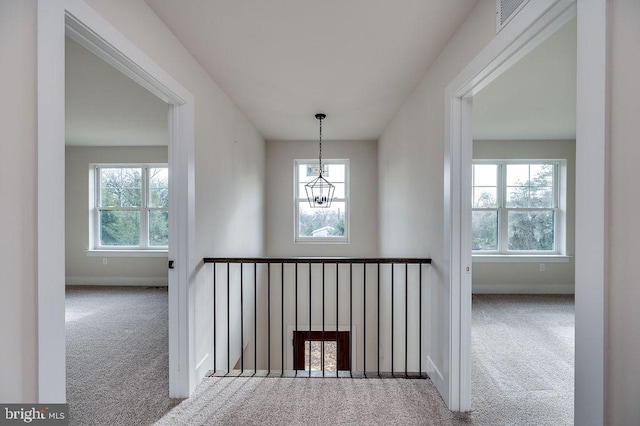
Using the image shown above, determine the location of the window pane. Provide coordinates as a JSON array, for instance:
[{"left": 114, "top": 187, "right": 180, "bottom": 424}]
[
  {"left": 473, "top": 164, "right": 497, "bottom": 186},
  {"left": 473, "top": 164, "right": 497, "bottom": 208},
  {"left": 324, "top": 164, "right": 345, "bottom": 182},
  {"left": 472, "top": 211, "right": 498, "bottom": 251},
  {"left": 473, "top": 187, "right": 497, "bottom": 208},
  {"left": 99, "top": 210, "right": 140, "bottom": 246},
  {"left": 149, "top": 210, "right": 169, "bottom": 246},
  {"left": 304, "top": 341, "right": 337, "bottom": 371},
  {"left": 299, "top": 164, "right": 330, "bottom": 183},
  {"left": 300, "top": 183, "right": 345, "bottom": 200},
  {"left": 299, "top": 163, "right": 345, "bottom": 182},
  {"left": 149, "top": 167, "right": 169, "bottom": 208},
  {"left": 530, "top": 187, "right": 554, "bottom": 208},
  {"left": 530, "top": 164, "right": 553, "bottom": 186},
  {"left": 506, "top": 186, "right": 530, "bottom": 207},
  {"left": 508, "top": 210, "right": 555, "bottom": 251},
  {"left": 100, "top": 168, "right": 142, "bottom": 207},
  {"left": 506, "top": 164, "right": 529, "bottom": 186},
  {"left": 298, "top": 201, "right": 346, "bottom": 238},
  {"left": 299, "top": 183, "right": 345, "bottom": 200},
  {"left": 506, "top": 164, "right": 555, "bottom": 208}
]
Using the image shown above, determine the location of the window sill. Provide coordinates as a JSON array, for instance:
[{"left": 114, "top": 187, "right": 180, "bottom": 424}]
[
  {"left": 472, "top": 255, "right": 572, "bottom": 263},
  {"left": 295, "top": 239, "right": 350, "bottom": 245},
  {"left": 86, "top": 250, "right": 168, "bottom": 258}
]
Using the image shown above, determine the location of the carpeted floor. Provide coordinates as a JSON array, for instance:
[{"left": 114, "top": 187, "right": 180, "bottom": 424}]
[
  {"left": 65, "top": 286, "right": 180, "bottom": 426},
  {"left": 155, "top": 294, "right": 574, "bottom": 425},
  {"left": 470, "top": 294, "right": 574, "bottom": 425},
  {"left": 66, "top": 288, "right": 574, "bottom": 425},
  {"left": 155, "top": 377, "right": 472, "bottom": 426}
]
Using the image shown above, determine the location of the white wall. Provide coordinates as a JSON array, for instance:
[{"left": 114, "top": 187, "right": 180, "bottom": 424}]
[
  {"left": 0, "top": 0, "right": 265, "bottom": 401},
  {"left": 0, "top": 0, "right": 38, "bottom": 403},
  {"left": 265, "top": 140, "right": 378, "bottom": 257},
  {"left": 378, "top": 0, "right": 496, "bottom": 392},
  {"left": 608, "top": 0, "right": 640, "bottom": 422},
  {"left": 259, "top": 139, "right": 380, "bottom": 372},
  {"left": 84, "top": 0, "right": 266, "bottom": 384},
  {"left": 472, "top": 139, "right": 575, "bottom": 294},
  {"left": 65, "top": 146, "right": 169, "bottom": 286}
]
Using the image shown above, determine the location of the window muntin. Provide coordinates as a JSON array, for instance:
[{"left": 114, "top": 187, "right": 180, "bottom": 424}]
[
  {"left": 295, "top": 160, "right": 349, "bottom": 242},
  {"left": 93, "top": 165, "right": 168, "bottom": 250},
  {"left": 472, "top": 161, "right": 561, "bottom": 254}
]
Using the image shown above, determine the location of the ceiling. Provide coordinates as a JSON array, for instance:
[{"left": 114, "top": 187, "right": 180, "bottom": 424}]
[
  {"left": 143, "top": 0, "right": 479, "bottom": 141},
  {"left": 65, "top": 2, "right": 576, "bottom": 146},
  {"left": 473, "top": 17, "right": 576, "bottom": 140},
  {"left": 65, "top": 37, "right": 168, "bottom": 146}
]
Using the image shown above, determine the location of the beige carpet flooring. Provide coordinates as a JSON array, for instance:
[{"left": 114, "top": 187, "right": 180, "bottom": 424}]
[
  {"left": 470, "top": 294, "right": 574, "bottom": 425},
  {"left": 66, "top": 288, "right": 574, "bottom": 425},
  {"left": 156, "top": 376, "right": 472, "bottom": 426},
  {"left": 65, "top": 286, "right": 180, "bottom": 425},
  {"left": 157, "top": 294, "right": 574, "bottom": 425}
]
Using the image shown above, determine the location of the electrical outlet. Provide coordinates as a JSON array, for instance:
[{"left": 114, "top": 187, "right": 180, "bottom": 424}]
[
  {"left": 539, "top": 263, "right": 545, "bottom": 272},
  {"left": 103, "top": 258, "right": 108, "bottom": 265}
]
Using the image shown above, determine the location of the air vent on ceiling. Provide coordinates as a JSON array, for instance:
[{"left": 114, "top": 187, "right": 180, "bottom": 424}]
[{"left": 497, "top": 0, "right": 530, "bottom": 33}]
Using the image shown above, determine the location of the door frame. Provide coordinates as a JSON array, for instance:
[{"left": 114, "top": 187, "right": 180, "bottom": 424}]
[
  {"left": 444, "top": 0, "right": 608, "bottom": 422},
  {"left": 37, "top": 0, "right": 196, "bottom": 400}
]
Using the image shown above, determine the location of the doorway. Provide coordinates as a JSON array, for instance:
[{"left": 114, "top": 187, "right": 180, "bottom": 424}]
[
  {"left": 444, "top": 0, "right": 607, "bottom": 422},
  {"left": 37, "top": 2, "right": 195, "bottom": 401},
  {"left": 469, "top": 16, "right": 576, "bottom": 421},
  {"left": 64, "top": 33, "right": 172, "bottom": 421}
]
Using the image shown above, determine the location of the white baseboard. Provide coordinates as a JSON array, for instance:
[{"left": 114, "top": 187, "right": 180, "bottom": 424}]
[
  {"left": 427, "top": 356, "right": 444, "bottom": 383},
  {"left": 472, "top": 283, "right": 574, "bottom": 294},
  {"left": 66, "top": 276, "right": 168, "bottom": 286},
  {"left": 196, "top": 353, "right": 210, "bottom": 380}
]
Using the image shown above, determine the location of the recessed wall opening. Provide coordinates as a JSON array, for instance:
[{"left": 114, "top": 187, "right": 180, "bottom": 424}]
[{"left": 294, "top": 331, "right": 350, "bottom": 371}]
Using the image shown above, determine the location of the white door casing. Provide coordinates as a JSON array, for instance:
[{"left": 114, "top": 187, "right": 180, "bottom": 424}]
[
  {"left": 37, "top": 0, "right": 196, "bottom": 400},
  {"left": 443, "top": 0, "right": 607, "bottom": 417}
]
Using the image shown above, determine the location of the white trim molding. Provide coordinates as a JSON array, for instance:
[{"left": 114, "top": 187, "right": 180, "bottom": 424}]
[
  {"left": 472, "top": 255, "right": 571, "bottom": 263},
  {"left": 37, "top": 0, "right": 67, "bottom": 403},
  {"left": 37, "top": 0, "right": 196, "bottom": 401},
  {"left": 443, "top": 0, "right": 577, "bottom": 412},
  {"left": 66, "top": 276, "right": 169, "bottom": 286},
  {"left": 86, "top": 250, "right": 168, "bottom": 258},
  {"left": 574, "top": 0, "right": 609, "bottom": 423},
  {"left": 472, "top": 283, "right": 574, "bottom": 294}
]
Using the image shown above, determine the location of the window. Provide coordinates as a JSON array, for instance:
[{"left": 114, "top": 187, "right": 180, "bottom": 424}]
[
  {"left": 293, "top": 331, "right": 350, "bottom": 371},
  {"left": 295, "top": 160, "right": 349, "bottom": 242},
  {"left": 92, "top": 165, "right": 168, "bottom": 250},
  {"left": 472, "top": 161, "right": 563, "bottom": 254}
]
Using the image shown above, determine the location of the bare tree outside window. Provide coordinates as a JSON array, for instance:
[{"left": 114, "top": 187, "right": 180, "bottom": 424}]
[{"left": 472, "top": 162, "right": 559, "bottom": 253}]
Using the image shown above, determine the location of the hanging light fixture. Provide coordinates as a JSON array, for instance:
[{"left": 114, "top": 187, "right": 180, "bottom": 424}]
[{"left": 305, "top": 113, "right": 335, "bottom": 208}]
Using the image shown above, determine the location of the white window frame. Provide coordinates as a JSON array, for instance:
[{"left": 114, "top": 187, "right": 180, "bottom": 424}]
[
  {"left": 472, "top": 159, "right": 565, "bottom": 256},
  {"left": 294, "top": 159, "right": 350, "bottom": 243},
  {"left": 90, "top": 163, "right": 168, "bottom": 251}
]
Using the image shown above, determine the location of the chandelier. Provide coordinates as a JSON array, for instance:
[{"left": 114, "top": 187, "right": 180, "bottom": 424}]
[{"left": 304, "top": 113, "right": 335, "bottom": 208}]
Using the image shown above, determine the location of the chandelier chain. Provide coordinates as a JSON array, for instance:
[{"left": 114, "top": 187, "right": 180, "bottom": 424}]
[{"left": 318, "top": 116, "right": 323, "bottom": 176}]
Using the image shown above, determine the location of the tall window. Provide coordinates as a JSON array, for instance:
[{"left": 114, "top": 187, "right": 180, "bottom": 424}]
[
  {"left": 472, "top": 161, "right": 562, "bottom": 254},
  {"left": 92, "top": 165, "right": 168, "bottom": 249},
  {"left": 295, "top": 160, "right": 349, "bottom": 242}
]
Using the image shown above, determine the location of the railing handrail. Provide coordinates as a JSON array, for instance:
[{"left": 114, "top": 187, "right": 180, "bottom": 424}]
[{"left": 203, "top": 257, "right": 431, "bottom": 264}]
